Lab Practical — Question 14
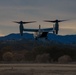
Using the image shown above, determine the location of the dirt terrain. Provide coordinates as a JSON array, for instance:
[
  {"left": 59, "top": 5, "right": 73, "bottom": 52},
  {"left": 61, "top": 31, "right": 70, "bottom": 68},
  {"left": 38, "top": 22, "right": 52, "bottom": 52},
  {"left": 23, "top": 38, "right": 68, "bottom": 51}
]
[{"left": 0, "top": 64, "right": 76, "bottom": 75}]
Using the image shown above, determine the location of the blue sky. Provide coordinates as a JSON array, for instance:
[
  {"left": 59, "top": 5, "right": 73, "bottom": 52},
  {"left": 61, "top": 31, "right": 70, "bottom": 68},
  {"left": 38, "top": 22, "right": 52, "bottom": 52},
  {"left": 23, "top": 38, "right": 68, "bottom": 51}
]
[{"left": 0, "top": 0, "right": 76, "bottom": 36}]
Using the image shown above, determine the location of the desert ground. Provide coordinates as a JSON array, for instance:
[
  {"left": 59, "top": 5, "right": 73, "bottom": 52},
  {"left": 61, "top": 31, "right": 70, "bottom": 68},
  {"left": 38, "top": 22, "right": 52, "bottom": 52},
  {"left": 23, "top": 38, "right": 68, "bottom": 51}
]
[{"left": 0, "top": 64, "right": 76, "bottom": 75}]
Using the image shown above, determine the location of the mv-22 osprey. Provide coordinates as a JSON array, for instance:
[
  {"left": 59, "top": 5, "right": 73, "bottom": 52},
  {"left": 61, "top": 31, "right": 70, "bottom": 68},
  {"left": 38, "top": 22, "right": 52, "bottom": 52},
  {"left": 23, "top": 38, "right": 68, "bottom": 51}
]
[{"left": 13, "top": 19, "right": 68, "bottom": 40}]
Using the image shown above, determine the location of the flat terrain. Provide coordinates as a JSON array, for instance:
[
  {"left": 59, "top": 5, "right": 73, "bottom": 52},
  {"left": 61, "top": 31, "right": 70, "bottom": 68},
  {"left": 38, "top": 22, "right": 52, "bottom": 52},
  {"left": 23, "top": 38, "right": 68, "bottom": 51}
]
[{"left": 0, "top": 64, "right": 76, "bottom": 75}]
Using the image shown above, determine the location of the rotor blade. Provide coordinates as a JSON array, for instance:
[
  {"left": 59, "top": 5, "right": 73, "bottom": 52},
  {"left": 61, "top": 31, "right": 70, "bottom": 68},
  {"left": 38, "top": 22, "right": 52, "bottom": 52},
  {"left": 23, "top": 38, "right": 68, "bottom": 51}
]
[
  {"left": 44, "top": 20, "right": 56, "bottom": 23},
  {"left": 44, "top": 19, "right": 69, "bottom": 23},
  {"left": 13, "top": 21, "right": 20, "bottom": 24},
  {"left": 13, "top": 21, "right": 36, "bottom": 24},
  {"left": 22, "top": 21, "right": 36, "bottom": 24},
  {"left": 58, "top": 19, "right": 69, "bottom": 22}
]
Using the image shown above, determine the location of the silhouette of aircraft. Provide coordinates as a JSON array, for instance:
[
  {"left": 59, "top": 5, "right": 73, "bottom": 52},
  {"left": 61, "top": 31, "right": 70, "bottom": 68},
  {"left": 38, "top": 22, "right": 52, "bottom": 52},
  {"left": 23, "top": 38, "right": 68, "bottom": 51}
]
[
  {"left": 44, "top": 19, "right": 68, "bottom": 34},
  {"left": 13, "top": 21, "right": 53, "bottom": 39}
]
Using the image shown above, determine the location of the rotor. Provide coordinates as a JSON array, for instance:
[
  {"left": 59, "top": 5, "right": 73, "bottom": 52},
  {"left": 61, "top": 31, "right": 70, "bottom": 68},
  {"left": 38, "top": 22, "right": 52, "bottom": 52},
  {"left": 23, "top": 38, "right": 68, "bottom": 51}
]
[
  {"left": 13, "top": 20, "right": 36, "bottom": 36},
  {"left": 13, "top": 21, "right": 36, "bottom": 24},
  {"left": 44, "top": 19, "right": 69, "bottom": 23},
  {"left": 44, "top": 19, "right": 69, "bottom": 34}
]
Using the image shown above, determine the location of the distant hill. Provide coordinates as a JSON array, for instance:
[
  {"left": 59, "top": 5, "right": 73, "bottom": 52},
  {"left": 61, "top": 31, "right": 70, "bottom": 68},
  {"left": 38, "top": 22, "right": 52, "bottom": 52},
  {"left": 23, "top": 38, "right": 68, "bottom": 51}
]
[
  {"left": 48, "top": 34, "right": 76, "bottom": 44},
  {"left": 0, "top": 33, "right": 76, "bottom": 44},
  {"left": 0, "top": 33, "right": 34, "bottom": 40}
]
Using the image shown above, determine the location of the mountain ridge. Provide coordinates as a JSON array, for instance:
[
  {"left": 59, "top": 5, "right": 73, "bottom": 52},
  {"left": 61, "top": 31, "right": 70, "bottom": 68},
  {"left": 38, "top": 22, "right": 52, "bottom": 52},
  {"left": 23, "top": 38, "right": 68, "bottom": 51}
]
[{"left": 0, "top": 33, "right": 76, "bottom": 44}]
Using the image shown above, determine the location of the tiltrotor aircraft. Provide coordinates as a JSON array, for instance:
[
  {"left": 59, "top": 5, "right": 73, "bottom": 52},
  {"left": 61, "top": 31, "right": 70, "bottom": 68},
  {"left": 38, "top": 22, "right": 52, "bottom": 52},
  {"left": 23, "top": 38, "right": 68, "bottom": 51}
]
[
  {"left": 13, "top": 21, "right": 53, "bottom": 39},
  {"left": 13, "top": 19, "right": 68, "bottom": 39}
]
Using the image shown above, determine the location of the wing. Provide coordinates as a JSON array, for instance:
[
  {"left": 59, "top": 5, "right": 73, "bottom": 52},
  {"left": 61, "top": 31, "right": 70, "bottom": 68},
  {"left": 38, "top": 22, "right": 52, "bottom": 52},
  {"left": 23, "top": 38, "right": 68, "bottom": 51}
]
[
  {"left": 23, "top": 29, "right": 38, "bottom": 32},
  {"left": 23, "top": 28, "right": 53, "bottom": 32},
  {"left": 41, "top": 28, "right": 53, "bottom": 32}
]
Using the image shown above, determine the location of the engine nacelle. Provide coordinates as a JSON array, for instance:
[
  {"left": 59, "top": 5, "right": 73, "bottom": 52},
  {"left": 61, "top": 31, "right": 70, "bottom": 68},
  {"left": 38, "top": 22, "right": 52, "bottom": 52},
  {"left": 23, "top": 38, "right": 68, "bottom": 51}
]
[
  {"left": 19, "top": 24, "right": 24, "bottom": 36},
  {"left": 53, "top": 24, "right": 55, "bottom": 34},
  {"left": 53, "top": 24, "right": 59, "bottom": 34}
]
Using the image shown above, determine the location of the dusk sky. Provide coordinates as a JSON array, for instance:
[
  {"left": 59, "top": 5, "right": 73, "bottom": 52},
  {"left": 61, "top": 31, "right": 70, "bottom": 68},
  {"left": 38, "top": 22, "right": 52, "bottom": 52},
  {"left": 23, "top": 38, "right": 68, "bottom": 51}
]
[{"left": 0, "top": 0, "right": 76, "bottom": 36}]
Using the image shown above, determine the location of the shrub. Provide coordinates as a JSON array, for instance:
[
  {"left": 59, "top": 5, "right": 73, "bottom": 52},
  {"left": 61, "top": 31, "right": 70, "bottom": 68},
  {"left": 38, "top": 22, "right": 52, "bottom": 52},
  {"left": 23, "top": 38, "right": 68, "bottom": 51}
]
[
  {"left": 2, "top": 52, "right": 14, "bottom": 62},
  {"left": 58, "top": 55, "right": 72, "bottom": 64},
  {"left": 14, "top": 53, "right": 25, "bottom": 62},
  {"left": 35, "top": 53, "right": 50, "bottom": 63}
]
